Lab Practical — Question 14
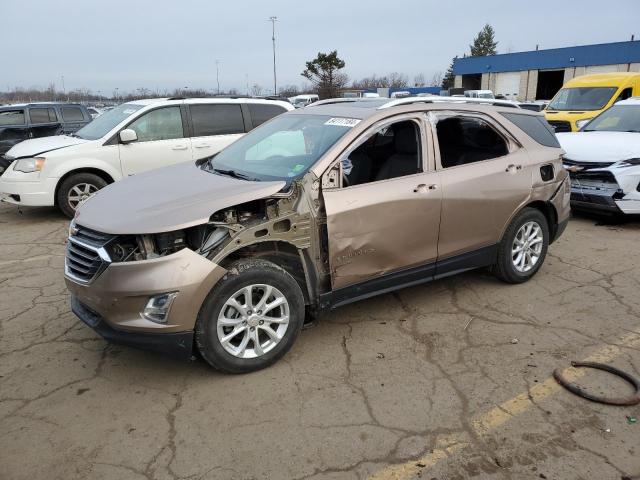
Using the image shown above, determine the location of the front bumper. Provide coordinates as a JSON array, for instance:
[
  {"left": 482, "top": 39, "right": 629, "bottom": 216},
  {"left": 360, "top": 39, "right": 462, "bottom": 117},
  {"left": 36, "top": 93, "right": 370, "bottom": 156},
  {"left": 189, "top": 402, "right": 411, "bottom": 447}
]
[
  {"left": 71, "top": 296, "right": 195, "bottom": 358},
  {"left": 65, "top": 247, "right": 227, "bottom": 356},
  {"left": 0, "top": 171, "right": 57, "bottom": 206}
]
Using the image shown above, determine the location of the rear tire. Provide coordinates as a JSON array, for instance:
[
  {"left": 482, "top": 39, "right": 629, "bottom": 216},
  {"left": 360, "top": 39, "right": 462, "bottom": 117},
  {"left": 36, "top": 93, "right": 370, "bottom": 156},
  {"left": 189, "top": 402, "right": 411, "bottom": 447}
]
[
  {"left": 56, "top": 173, "right": 107, "bottom": 218},
  {"left": 493, "top": 207, "right": 549, "bottom": 284},
  {"left": 195, "top": 259, "right": 305, "bottom": 374}
]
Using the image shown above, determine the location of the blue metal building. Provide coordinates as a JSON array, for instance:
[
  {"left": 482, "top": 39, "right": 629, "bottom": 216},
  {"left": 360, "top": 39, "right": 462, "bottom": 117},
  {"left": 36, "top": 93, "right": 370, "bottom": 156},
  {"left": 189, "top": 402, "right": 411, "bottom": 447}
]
[{"left": 451, "top": 40, "right": 640, "bottom": 101}]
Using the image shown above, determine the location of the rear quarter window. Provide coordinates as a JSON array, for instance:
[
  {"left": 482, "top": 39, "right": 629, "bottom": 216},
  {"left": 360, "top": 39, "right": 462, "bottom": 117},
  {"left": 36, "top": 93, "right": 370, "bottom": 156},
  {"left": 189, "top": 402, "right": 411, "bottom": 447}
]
[
  {"left": 501, "top": 112, "right": 560, "bottom": 148},
  {"left": 61, "top": 106, "right": 86, "bottom": 122},
  {"left": 248, "top": 103, "right": 287, "bottom": 128}
]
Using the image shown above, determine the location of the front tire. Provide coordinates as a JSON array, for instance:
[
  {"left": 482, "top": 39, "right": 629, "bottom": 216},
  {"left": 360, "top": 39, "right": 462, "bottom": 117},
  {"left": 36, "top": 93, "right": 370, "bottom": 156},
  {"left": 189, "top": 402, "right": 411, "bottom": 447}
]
[
  {"left": 57, "top": 173, "right": 107, "bottom": 218},
  {"left": 493, "top": 207, "right": 549, "bottom": 284},
  {"left": 195, "top": 259, "right": 305, "bottom": 373}
]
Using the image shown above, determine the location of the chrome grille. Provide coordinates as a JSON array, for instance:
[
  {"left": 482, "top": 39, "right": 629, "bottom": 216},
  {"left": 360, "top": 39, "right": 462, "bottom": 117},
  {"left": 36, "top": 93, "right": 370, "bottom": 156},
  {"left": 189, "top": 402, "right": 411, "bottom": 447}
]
[
  {"left": 65, "top": 225, "right": 114, "bottom": 284},
  {"left": 563, "top": 159, "right": 615, "bottom": 171}
]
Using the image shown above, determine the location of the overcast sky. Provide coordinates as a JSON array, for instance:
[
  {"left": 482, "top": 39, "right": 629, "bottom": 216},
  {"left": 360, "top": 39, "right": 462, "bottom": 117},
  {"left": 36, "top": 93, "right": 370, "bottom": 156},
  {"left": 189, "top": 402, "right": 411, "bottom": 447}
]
[{"left": 3, "top": 0, "right": 639, "bottom": 95}]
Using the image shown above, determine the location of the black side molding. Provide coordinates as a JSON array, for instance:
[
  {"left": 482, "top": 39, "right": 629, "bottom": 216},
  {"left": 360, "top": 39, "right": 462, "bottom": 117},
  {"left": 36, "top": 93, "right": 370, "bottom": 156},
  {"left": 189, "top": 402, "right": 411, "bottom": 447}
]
[{"left": 319, "top": 245, "right": 497, "bottom": 312}]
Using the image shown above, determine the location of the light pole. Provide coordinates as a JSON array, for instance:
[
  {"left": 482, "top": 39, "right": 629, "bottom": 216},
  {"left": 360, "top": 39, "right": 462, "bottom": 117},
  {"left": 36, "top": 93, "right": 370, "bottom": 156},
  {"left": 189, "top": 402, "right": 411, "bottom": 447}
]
[
  {"left": 269, "top": 16, "right": 277, "bottom": 95},
  {"left": 216, "top": 60, "right": 221, "bottom": 95}
]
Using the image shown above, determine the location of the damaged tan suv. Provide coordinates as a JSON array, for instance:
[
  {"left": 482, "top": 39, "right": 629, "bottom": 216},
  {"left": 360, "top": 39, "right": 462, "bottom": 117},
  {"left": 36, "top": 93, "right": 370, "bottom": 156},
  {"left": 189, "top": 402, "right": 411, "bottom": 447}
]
[{"left": 65, "top": 97, "right": 571, "bottom": 373}]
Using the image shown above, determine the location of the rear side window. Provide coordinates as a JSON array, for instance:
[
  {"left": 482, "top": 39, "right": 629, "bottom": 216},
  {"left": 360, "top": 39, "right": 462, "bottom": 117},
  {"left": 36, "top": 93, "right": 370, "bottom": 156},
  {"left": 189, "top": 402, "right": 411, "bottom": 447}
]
[
  {"left": 190, "top": 104, "right": 245, "bottom": 136},
  {"left": 29, "top": 108, "right": 58, "bottom": 124},
  {"left": 248, "top": 103, "right": 287, "bottom": 127},
  {"left": 436, "top": 116, "right": 509, "bottom": 168},
  {"left": 501, "top": 113, "right": 560, "bottom": 148},
  {"left": 61, "top": 106, "right": 85, "bottom": 122},
  {"left": 0, "top": 109, "right": 26, "bottom": 126}
]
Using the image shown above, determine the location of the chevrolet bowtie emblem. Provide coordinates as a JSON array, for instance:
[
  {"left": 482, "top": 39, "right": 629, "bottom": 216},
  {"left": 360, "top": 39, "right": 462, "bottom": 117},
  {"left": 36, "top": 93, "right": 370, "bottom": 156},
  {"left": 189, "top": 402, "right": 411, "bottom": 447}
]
[{"left": 564, "top": 165, "right": 584, "bottom": 173}]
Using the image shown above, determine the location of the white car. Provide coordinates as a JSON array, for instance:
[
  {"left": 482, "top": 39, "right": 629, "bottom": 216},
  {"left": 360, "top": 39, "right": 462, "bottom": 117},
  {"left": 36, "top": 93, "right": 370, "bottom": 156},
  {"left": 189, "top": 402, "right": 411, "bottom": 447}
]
[
  {"left": 0, "top": 97, "right": 293, "bottom": 217},
  {"left": 557, "top": 97, "right": 640, "bottom": 215}
]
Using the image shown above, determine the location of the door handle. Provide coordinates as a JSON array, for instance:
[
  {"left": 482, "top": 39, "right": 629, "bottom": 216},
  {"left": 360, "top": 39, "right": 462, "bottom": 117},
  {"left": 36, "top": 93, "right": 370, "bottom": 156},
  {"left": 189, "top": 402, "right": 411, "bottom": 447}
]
[
  {"left": 172, "top": 145, "right": 188, "bottom": 150},
  {"left": 194, "top": 143, "right": 211, "bottom": 148},
  {"left": 413, "top": 184, "right": 437, "bottom": 193},
  {"left": 505, "top": 164, "right": 522, "bottom": 172}
]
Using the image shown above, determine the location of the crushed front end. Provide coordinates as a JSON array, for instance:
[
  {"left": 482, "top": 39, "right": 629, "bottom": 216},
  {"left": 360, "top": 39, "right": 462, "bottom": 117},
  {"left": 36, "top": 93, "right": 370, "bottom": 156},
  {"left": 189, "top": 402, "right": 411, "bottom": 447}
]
[{"left": 563, "top": 158, "right": 640, "bottom": 214}]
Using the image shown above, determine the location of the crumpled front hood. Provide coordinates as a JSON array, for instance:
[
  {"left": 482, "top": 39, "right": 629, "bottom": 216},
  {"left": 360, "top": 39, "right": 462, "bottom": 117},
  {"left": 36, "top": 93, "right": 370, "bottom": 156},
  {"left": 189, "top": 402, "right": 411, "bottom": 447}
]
[
  {"left": 6, "top": 135, "right": 88, "bottom": 158},
  {"left": 76, "top": 162, "right": 287, "bottom": 234},
  {"left": 557, "top": 132, "right": 640, "bottom": 163}
]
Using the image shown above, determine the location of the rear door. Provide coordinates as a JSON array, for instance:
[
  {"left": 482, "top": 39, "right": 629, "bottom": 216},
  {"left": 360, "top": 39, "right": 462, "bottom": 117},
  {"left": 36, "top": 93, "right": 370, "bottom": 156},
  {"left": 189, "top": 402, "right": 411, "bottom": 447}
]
[
  {"left": 28, "top": 107, "right": 61, "bottom": 139},
  {"left": 118, "top": 106, "right": 192, "bottom": 176},
  {"left": 432, "top": 111, "right": 531, "bottom": 267},
  {"left": 188, "top": 103, "right": 246, "bottom": 159}
]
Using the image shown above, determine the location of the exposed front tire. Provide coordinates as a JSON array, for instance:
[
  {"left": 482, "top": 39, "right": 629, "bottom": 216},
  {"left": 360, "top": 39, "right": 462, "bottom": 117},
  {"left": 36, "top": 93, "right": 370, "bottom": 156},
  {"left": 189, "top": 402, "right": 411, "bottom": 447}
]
[
  {"left": 57, "top": 173, "right": 107, "bottom": 218},
  {"left": 195, "top": 259, "right": 305, "bottom": 374},
  {"left": 493, "top": 207, "right": 549, "bottom": 284}
]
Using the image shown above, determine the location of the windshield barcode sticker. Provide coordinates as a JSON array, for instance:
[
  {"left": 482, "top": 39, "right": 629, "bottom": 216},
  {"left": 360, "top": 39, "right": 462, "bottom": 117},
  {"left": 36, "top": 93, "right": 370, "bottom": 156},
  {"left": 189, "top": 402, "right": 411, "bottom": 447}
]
[{"left": 324, "top": 117, "right": 361, "bottom": 127}]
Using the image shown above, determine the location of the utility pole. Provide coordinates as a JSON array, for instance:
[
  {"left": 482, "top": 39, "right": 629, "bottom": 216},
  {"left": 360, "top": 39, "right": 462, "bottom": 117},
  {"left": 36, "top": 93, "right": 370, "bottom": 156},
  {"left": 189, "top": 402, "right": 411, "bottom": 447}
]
[
  {"left": 61, "top": 75, "right": 66, "bottom": 101},
  {"left": 245, "top": 73, "right": 249, "bottom": 96},
  {"left": 216, "top": 60, "right": 221, "bottom": 95},
  {"left": 269, "top": 16, "right": 278, "bottom": 95}
]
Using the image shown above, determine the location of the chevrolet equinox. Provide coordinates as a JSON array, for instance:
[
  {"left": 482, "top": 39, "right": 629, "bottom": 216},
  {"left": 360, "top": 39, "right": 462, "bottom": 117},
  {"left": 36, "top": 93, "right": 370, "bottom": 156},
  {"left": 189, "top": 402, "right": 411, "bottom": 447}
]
[{"left": 65, "top": 97, "right": 571, "bottom": 373}]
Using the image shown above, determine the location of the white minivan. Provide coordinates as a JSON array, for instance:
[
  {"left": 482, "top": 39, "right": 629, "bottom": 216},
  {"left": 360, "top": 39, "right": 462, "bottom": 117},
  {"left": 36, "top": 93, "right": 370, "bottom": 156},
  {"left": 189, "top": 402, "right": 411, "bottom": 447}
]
[{"left": 0, "top": 97, "right": 293, "bottom": 217}]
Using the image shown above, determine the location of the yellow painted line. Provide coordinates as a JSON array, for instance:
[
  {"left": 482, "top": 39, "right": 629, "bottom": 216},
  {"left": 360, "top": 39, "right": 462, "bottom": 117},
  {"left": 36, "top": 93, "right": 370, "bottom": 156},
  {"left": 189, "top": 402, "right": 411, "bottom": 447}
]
[{"left": 370, "top": 330, "right": 640, "bottom": 480}]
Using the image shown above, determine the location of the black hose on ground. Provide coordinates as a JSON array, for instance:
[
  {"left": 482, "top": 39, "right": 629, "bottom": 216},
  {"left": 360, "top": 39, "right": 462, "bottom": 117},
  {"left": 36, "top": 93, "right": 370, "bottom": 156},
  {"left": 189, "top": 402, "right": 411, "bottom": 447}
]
[{"left": 553, "top": 361, "right": 640, "bottom": 406}]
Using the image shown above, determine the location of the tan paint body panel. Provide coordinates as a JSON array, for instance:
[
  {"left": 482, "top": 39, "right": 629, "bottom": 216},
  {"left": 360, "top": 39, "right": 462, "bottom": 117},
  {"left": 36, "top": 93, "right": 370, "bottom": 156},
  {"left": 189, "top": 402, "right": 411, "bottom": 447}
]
[
  {"left": 324, "top": 171, "right": 442, "bottom": 289},
  {"left": 65, "top": 248, "right": 226, "bottom": 333},
  {"left": 75, "top": 161, "right": 286, "bottom": 234}
]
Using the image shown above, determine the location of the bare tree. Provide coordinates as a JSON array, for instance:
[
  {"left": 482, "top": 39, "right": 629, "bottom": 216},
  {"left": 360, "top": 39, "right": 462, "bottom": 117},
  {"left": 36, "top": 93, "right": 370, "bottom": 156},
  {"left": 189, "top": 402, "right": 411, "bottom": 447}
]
[
  {"left": 414, "top": 73, "right": 426, "bottom": 87},
  {"left": 250, "top": 84, "right": 263, "bottom": 96},
  {"left": 429, "top": 72, "right": 443, "bottom": 87}
]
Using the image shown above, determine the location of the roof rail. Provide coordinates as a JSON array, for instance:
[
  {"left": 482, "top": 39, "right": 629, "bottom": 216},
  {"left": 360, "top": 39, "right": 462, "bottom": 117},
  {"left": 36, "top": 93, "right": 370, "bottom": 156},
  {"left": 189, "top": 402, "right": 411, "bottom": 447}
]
[
  {"left": 378, "top": 96, "right": 521, "bottom": 109},
  {"left": 311, "top": 97, "right": 384, "bottom": 106}
]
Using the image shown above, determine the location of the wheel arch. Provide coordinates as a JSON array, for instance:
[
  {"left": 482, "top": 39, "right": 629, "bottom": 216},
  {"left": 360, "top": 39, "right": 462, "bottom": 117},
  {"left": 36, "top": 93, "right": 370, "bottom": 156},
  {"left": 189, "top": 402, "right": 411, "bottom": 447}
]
[
  {"left": 501, "top": 200, "right": 558, "bottom": 244},
  {"left": 53, "top": 168, "right": 116, "bottom": 206},
  {"left": 216, "top": 240, "right": 312, "bottom": 305}
]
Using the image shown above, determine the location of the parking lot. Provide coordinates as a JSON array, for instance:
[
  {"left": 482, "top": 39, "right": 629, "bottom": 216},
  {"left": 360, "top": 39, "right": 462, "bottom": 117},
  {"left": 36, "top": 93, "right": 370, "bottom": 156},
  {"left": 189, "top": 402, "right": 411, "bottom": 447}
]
[{"left": 0, "top": 202, "right": 639, "bottom": 480}]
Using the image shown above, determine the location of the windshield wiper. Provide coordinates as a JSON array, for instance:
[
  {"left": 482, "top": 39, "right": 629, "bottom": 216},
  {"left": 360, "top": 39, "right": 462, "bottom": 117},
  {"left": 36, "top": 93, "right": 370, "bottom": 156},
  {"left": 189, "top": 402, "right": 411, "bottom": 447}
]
[{"left": 212, "top": 168, "right": 257, "bottom": 181}]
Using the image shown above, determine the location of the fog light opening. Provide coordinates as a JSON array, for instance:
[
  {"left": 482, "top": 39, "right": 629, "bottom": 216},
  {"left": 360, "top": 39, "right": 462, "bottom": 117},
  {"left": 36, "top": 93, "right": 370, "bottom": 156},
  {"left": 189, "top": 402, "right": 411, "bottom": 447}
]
[{"left": 142, "top": 292, "right": 178, "bottom": 324}]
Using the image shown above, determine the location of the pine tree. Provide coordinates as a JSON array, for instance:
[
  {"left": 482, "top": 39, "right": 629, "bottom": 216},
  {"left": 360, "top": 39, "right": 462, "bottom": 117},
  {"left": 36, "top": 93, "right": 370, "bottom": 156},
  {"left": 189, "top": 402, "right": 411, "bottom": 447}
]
[
  {"left": 441, "top": 56, "right": 458, "bottom": 89},
  {"left": 469, "top": 24, "right": 498, "bottom": 56}
]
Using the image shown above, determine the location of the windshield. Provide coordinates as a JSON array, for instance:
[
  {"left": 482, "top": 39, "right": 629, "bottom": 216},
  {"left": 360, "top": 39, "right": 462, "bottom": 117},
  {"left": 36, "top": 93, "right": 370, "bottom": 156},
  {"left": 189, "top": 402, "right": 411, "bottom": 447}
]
[
  {"left": 582, "top": 105, "right": 640, "bottom": 132},
  {"left": 547, "top": 87, "right": 617, "bottom": 111},
  {"left": 202, "top": 114, "right": 356, "bottom": 182},
  {"left": 74, "top": 103, "right": 144, "bottom": 140}
]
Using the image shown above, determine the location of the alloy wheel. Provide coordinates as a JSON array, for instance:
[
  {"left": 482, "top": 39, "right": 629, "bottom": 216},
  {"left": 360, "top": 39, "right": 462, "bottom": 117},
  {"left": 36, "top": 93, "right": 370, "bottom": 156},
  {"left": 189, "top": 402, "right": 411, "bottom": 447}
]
[
  {"left": 511, "top": 221, "right": 543, "bottom": 273},
  {"left": 67, "top": 183, "right": 99, "bottom": 210},
  {"left": 217, "top": 284, "right": 290, "bottom": 359}
]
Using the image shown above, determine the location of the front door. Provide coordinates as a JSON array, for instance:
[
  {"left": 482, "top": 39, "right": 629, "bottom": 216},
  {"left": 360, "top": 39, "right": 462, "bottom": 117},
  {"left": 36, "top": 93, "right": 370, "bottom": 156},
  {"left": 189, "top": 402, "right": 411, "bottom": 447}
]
[
  {"left": 323, "top": 117, "right": 442, "bottom": 290},
  {"left": 432, "top": 112, "right": 531, "bottom": 262},
  {"left": 119, "top": 106, "right": 192, "bottom": 176}
]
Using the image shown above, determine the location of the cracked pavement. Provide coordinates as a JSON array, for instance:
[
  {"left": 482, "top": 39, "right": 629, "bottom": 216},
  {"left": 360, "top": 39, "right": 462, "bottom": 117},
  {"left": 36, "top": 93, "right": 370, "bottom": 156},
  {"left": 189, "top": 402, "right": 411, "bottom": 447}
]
[{"left": 1, "top": 204, "right": 639, "bottom": 480}]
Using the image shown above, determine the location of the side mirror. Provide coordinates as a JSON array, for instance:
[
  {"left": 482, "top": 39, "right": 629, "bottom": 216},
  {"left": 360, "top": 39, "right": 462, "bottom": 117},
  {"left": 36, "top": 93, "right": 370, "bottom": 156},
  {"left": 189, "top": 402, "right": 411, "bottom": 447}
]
[{"left": 119, "top": 129, "right": 138, "bottom": 144}]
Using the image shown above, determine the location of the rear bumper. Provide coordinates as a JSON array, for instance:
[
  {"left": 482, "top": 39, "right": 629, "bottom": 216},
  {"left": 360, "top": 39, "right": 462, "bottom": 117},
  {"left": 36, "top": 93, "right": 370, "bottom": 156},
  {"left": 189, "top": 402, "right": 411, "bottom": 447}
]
[{"left": 71, "top": 296, "right": 194, "bottom": 358}]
